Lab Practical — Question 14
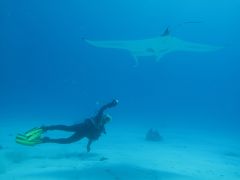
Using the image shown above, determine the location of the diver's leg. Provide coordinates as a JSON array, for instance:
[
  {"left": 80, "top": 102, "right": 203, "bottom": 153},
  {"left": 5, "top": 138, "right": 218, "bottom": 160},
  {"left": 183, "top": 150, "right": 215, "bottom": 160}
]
[
  {"left": 42, "top": 132, "right": 84, "bottom": 144},
  {"left": 42, "top": 123, "right": 84, "bottom": 132}
]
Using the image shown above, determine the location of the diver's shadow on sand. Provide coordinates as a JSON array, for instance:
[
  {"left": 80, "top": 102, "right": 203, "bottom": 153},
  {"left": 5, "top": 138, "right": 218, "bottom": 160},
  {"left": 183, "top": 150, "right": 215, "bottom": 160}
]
[
  {"left": 27, "top": 163, "right": 194, "bottom": 180},
  {"left": 47, "top": 152, "right": 101, "bottom": 161}
]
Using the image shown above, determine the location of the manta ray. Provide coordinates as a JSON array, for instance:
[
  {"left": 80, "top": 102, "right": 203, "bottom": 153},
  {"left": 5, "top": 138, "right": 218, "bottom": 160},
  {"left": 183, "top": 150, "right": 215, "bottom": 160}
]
[{"left": 84, "top": 28, "right": 222, "bottom": 65}]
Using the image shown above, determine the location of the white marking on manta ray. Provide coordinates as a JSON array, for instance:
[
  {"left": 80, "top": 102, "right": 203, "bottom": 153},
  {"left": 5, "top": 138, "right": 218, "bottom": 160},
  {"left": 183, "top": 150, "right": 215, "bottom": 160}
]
[{"left": 84, "top": 29, "right": 222, "bottom": 66}]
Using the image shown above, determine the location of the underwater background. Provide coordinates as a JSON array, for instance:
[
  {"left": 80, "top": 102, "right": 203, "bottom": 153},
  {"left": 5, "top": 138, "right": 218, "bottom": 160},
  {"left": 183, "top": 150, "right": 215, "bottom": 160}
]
[
  {"left": 1, "top": 0, "right": 240, "bottom": 179},
  {"left": 1, "top": 0, "right": 239, "bottom": 132}
]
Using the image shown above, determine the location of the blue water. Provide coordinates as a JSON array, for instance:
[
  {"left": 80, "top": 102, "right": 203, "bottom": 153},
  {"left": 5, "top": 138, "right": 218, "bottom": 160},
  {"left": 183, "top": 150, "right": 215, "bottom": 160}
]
[{"left": 1, "top": 0, "right": 240, "bottom": 141}]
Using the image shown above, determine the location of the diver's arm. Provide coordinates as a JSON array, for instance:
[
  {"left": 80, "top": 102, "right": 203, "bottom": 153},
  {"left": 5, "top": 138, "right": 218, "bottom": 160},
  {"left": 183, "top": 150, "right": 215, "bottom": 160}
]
[
  {"left": 95, "top": 99, "right": 118, "bottom": 123},
  {"left": 87, "top": 139, "right": 92, "bottom": 152}
]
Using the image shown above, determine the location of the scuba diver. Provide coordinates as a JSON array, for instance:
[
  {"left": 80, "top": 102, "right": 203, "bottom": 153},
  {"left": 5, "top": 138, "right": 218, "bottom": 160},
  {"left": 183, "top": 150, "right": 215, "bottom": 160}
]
[{"left": 16, "top": 99, "right": 119, "bottom": 152}]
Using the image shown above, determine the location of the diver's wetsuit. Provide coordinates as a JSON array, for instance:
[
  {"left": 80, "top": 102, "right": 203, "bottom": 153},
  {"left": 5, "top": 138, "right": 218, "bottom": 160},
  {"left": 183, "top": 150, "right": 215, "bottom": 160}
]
[{"left": 42, "top": 100, "right": 118, "bottom": 152}]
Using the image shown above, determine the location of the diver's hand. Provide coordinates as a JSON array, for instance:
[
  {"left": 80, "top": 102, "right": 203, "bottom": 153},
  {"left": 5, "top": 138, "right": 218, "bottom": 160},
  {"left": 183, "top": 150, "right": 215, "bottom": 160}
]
[{"left": 110, "top": 99, "right": 119, "bottom": 107}]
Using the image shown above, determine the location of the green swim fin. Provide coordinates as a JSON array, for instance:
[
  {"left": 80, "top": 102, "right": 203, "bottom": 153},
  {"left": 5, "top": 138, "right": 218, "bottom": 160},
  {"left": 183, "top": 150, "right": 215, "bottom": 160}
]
[
  {"left": 25, "top": 127, "right": 43, "bottom": 139},
  {"left": 16, "top": 133, "right": 42, "bottom": 146},
  {"left": 16, "top": 127, "right": 44, "bottom": 146}
]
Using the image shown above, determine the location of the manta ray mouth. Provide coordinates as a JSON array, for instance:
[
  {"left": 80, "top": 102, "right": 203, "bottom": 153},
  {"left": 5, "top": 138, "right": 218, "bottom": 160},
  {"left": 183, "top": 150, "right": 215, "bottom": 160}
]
[
  {"left": 146, "top": 48, "right": 155, "bottom": 53},
  {"left": 146, "top": 48, "right": 169, "bottom": 53}
]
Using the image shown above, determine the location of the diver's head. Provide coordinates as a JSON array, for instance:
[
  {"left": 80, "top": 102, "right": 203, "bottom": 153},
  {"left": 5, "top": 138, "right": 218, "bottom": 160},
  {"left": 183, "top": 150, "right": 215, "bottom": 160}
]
[{"left": 102, "top": 114, "right": 112, "bottom": 125}]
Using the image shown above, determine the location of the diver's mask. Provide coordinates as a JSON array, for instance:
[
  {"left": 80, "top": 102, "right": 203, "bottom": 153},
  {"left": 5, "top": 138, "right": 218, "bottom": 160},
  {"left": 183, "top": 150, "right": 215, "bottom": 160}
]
[{"left": 102, "top": 114, "right": 112, "bottom": 124}]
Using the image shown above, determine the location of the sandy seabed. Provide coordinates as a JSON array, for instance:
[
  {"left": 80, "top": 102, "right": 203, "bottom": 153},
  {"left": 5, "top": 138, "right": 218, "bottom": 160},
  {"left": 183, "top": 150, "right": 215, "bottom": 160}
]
[{"left": 0, "top": 122, "right": 239, "bottom": 180}]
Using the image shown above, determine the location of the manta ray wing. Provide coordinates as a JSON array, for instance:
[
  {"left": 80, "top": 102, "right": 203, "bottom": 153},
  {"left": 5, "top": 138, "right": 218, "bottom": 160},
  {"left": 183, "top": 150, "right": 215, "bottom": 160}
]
[
  {"left": 84, "top": 39, "right": 141, "bottom": 50},
  {"left": 168, "top": 37, "right": 223, "bottom": 52}
]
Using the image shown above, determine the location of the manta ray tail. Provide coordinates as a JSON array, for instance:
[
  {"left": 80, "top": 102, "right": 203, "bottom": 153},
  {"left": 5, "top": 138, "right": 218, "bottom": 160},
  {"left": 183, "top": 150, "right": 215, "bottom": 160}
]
[{"left": 163, "top": 21, "right": 202, "bottom": 36}]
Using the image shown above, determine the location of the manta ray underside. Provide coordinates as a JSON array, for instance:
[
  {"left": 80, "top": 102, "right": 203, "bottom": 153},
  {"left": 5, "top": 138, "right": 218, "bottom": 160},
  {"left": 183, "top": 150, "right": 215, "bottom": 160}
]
[{"left": 84, "top": 28, "right": 222, "bottom": 65}]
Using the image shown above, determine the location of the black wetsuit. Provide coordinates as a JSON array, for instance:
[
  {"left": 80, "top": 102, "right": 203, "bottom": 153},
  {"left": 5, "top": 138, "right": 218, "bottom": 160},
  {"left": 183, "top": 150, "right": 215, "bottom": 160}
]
[{"left": 42, "top": 100, "right": 118, "bottom": 152}]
